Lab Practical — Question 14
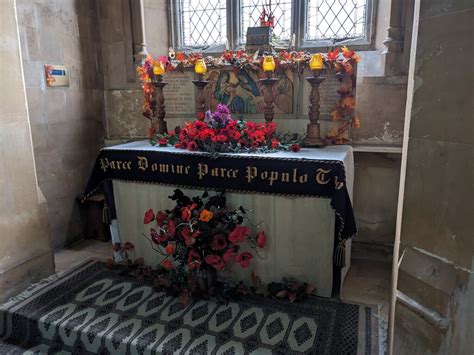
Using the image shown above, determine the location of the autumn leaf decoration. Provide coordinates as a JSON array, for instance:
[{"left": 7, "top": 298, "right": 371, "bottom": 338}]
[{"left": 326, "top": 46, "right": 361, "bottom": 144}]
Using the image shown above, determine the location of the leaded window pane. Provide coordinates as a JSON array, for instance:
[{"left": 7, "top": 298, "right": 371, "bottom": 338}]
[
  {"left": 306, "top": 0, "right": 367, "bottom": 40},
  {"left": 180, "top": 0, "right": 227, "bottom": 47}
]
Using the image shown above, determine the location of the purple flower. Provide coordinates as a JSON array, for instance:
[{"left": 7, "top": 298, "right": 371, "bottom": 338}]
[{"left": 216, "top": 104, "right": 230, "bottom": 115}]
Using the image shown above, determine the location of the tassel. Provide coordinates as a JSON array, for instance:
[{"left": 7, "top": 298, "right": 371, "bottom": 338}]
[
  {"left": 102, "top": 202, "right": 111, "bottom": 225},
  {"left": 334, "top": 239, "right": 346, "bottom": 268}
]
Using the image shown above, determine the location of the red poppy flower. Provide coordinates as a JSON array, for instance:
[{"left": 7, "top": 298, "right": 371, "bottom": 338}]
[
  {"left": 156, "top": 211, "right": 168, "bottom": 226},
  {"left": 194, "top": 120, "right": 206, "bottom": 129},
  {"left": 150, "top": 228, "right": 167, "bottom": 244},
  {"left": 256, "top": 231, "right": 266, "bottom": 248},
  {"left": 161, "top": 259, "right": 173, "bottom": 270},
  {"left": 167, "top": 219, "right": 176, "bottom": 237},
  {"left": 222, "top": 248, "right": 235, "bottom": 263},
  {"left": 211, "top": 234, "right": 227, "bottom": 250},
  {"left": 327, "top": 48, "right": 339, "bottom": 61},
  {"left": 187, "top": 250, "right": 202, "bottom": 270},
  {"left": 197, "top": 111, "right": 205, "bottom": 120},
  {"left": 291, "top": 144, "right": 301, "bottom": 152},
  {"left": 144, "top": 209, "right": 155, "bottom": 224},
  {"left": 235, "top": 252, "right": 253, "bottom": 268},
  {"left": 265, "top": 122, "right": 276, "bottom": 137},
  {"left": 181, "top": 207, "right": 192, "bottom": 222},
  {"left": 187, "top": 141, "right": 198, "bottom": 151},
  {"left": 181, "top": 226, "right": 201, "bottom": 246},
  {"left": 205, "top": 255, "right": 225, "bottom": 270},
  {"left": 228, "top": 226, "right": 250, "bottom": 244},
  {"left": 158, "top": 138, "right": 168, "bottom": 146}
]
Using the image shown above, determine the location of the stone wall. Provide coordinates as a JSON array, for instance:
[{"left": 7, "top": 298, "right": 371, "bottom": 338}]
[
  {"left": 16, "top": 0, "right": 106, "bottom": 249},
  {"left": 394, "top": 0, "right": 474, "bottom": 352},
  {"left": 0, "top": 0, "right": 54, "bottom": 303}
]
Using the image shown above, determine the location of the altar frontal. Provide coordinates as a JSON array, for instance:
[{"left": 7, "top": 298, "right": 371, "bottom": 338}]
[{"left": 86, "top": 146, "right": 356, "bottom": 244}]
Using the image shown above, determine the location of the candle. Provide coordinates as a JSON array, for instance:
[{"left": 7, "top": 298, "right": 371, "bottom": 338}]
[
  {"left": 291, "top": 33, "right": 296, "bottom": 49},
  {"left": 194, "top": 59, "right": 207, "bottom": 75},
  {"left": 309, "top": 53, "right": 324, "bottom": 70},
  {"left": 262, "top": 56, "right": 276, "bottom": 72},
  {"left": 153, "top": 61, "right": 165, "bottom": 75},
  {"left": 225, "top": 38, "right": 229, "bottom": 51}
]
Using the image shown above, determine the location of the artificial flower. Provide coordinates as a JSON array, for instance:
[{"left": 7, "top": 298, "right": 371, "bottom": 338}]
[
  {"left": 291, "top": 144, "right": 301, "bottom": 152},
  {"left": 151, "top": 228, "right": 167, "bottom": 244},
  {"left": 228, "top": 226, "right": 250, "bottom": 244},
  {"left": 256, "top": 231, "right": 267, "bottom": 248},
  {"left": 187, "top": 141, "right": 198, "bottom": 151},
  {"left": 211, "top": 234, "right": 227, "bottom": 250},
  {"left": 167, "top": 219, "right": 176, "bottom": 237},
  {"left": 165, "top": 243, "right": 174, "bottom": 255},
  {"left": 222, "top": 248, "right": 235, "bottom": 263},
  {"left": 199, "top": 209, "right": 213, "bottom": 222},
  {"left": 156, "top": 211, "right": 168, "bottom": 226},
  {"left": 161, "top": 259, "right": 174, "bottom": 270},
  {"left": 205, "top": 255, "right": 225, "bottom": 270},
  {"left": 341, "top": 45, "right": 355, "bottom": 59},
  {"left": 158, "top": 138, "right": 168, "bottom": 146},
  {"left": 235, "top": 252, "right": 253, "bottom": 268},
  {"left": 187, "top": 250, "right": 202, "bottom": 270},
  {"left": 144, "top": 209, "right": 155, "bottom": 224},
  {"left": 181, "top": 226, "right": 201, "bottom": 246},
  {"left": 326, "top": 48, "right": 339, "bottom": 61}
]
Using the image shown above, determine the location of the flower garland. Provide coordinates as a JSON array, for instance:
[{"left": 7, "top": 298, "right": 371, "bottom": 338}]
[{"left": 137, "top": 46, "right": 361, "bottom": 144}]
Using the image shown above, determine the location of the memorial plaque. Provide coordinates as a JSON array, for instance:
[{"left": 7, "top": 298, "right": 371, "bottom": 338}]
[
  {"left": 204, "top": 68, "right": 293, "bottom": 114},
  {"left": 163, "top": 71, "right": 195, "bottom": 114}
]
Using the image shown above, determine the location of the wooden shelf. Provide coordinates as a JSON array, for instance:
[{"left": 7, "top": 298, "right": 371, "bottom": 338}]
[{"left": 352, "top": 144, "right": 403, "bottom": 154}]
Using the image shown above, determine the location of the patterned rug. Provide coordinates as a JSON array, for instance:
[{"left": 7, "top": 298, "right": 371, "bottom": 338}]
[{"left": 0, "top": 260, "right": 378, "bottom": 354}]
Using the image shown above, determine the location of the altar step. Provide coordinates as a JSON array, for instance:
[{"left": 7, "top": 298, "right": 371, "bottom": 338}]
[
  {"left": 1, "top": 259, "right": 379, "bottom": 354},
  {"left": 0, "top": 341, "right": 28, "bottom": 354}
]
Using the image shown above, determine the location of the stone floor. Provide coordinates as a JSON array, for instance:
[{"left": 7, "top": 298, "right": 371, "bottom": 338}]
[
  {"left": 54, "top": 238, "right": 112, "bottom": 273},
  {"left": 54, "top": 239, "right": 391, "bottom": 354}
]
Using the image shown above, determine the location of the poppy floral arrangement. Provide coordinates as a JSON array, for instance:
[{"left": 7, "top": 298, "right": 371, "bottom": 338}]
[
  {"left": 150, "top": 103, "right": 302, "bottom": 154},
  {"left": 143, "top": 188, "right": 265, "bottom": 273},
  {"left": 111, "top": 189, "right": 316, "bottom": 304}
]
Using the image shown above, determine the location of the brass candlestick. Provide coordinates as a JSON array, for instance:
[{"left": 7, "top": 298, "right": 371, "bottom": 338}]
[
  {"left": 152, "top": 74, "right": 168, "bottom": 134},
  {"left": 304, "top": 69, "right": 325, "bottom": 147},
  {"left": 259, "top": 71, "right": 278, "bottom": 123},
  {"left": 192, "top": 74, "right": 209, "bottom": 120}
]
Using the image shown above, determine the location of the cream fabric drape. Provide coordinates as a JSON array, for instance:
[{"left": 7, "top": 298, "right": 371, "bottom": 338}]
[{"left": 112, "top": 145, "right": 354, "bottom": 297}]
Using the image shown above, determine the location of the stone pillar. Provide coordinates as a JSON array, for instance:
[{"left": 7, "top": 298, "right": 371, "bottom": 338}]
[
  {"left": 131, "top": 0, "right": 148, "bottom": 64},
  {"left": 0, "top": 0, "right": 54, "bottom": 303},
  {"left": 382, "top": 0, "right": 405, "bottom": 76}
]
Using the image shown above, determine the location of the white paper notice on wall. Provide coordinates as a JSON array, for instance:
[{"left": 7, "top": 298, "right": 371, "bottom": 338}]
[{"left": 45, "top": 64, "right": 69, "bottom": 87}]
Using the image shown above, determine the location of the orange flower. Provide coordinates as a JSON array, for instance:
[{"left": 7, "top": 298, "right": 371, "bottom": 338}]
[
  {"left": 199, "top": 209, "right": 213, "bottom": 222},
  {"left": 165, "top": 243, "right": 174, "bottom": 255}
]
